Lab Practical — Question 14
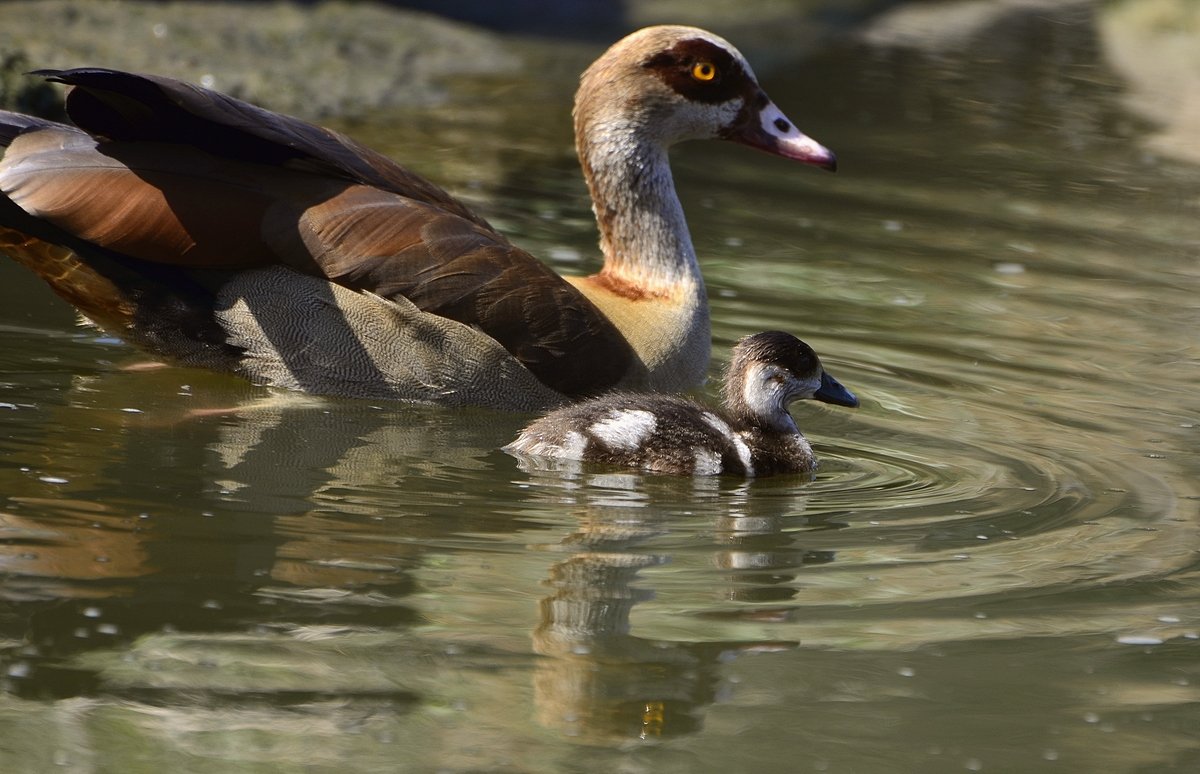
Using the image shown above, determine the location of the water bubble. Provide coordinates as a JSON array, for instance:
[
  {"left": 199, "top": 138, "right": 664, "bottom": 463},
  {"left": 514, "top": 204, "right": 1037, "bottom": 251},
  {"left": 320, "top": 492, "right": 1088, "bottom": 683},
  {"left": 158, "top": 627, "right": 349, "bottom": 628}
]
[
  {"left": 38, "top": 476, "right": 68, "bottom": 485},
  {"left": 993, "top": 262, "right": 1026, "bottom": 274},
  {"left": 1157, "top": 615, "right": 1181, "bottom": 624},
  {"left": 82, "top": 607, "right": 102, "bottom": 619},
  {"left": 898, "top": 666, "right": 916, "bottom": 677},
  {"left": 1042, "top": 749, "right": 1059, "bottom": 761},
  {"left": 1083, "top": 712, "right": 1100, "bottom": 724},
  {"left": 1117, "top": 634, "right": 1163, "bottom": 646},
  {"left": 120, "top": 407, "right": 143, "bottom": 414}
]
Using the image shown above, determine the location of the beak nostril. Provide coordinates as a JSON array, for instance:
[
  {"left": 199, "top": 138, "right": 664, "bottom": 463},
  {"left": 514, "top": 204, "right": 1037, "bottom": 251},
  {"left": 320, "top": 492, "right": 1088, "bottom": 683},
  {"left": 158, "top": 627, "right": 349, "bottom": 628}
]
[{"left": 773, "top": 118, "right": 790, "bottom": 133}]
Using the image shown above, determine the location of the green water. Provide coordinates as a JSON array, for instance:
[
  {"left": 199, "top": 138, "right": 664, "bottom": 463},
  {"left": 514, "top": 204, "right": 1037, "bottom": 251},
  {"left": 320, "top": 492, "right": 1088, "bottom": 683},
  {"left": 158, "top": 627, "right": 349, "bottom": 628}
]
[{"left": 1, "top": 22, "right": 1198, "bottom": 774}]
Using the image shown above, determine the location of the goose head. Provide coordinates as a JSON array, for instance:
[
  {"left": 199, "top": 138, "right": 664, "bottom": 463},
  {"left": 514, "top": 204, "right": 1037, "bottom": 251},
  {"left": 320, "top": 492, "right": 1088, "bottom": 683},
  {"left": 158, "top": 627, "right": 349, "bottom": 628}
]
[
  {"left": 574, "top": 25, "right": 836, "bottom": 171},
  {"left": 723, "top": 331, "right": 858, "bottom": 434}
]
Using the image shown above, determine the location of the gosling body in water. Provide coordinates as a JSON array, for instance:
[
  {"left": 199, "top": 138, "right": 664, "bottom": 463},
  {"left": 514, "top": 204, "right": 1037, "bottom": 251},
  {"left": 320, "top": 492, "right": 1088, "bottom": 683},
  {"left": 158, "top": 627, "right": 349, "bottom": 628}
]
[{"left": 505, "top": 331, "right": 858, "bottom": 476}]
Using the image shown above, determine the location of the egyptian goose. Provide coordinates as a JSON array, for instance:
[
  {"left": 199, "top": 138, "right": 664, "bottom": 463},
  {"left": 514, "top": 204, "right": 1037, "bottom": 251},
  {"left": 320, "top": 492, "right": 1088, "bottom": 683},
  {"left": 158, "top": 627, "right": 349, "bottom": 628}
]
[
  {"left": 505, "top": 331, "right": 857, "bottom": 476},
  {"left": 0, "top": 26, "right": 835, "bottom": 410}
]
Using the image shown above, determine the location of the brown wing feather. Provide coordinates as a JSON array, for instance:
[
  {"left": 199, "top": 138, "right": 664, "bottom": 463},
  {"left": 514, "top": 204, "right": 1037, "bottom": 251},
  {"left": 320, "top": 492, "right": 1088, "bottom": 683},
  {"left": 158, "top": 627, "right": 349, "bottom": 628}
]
[
  {"left": 42, "top": 68, "right": 491, "bottom": 228},
  {"left": 1, "top": 127, "right": 281, "bottom": 267},
  {"left": 268, "top": 184, "right": 636, "bottom": 395}
]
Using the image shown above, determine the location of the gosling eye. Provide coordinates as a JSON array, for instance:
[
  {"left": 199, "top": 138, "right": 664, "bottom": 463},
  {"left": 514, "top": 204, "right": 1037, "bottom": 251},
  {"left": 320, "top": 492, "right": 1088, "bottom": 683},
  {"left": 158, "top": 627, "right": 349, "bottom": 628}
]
[{"left": 691, "top": 61, "right": 718, "bottom": 82}]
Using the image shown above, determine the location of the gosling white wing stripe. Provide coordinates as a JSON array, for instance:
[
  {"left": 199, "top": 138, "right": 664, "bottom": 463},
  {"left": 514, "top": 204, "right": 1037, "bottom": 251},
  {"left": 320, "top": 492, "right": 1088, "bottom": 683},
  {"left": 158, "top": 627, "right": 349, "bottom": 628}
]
[
  {"left": 692, "top": 447, "right": 722, "bottom": 475},
  {"left": 700, "top": 411, "right": 754, "bottom": 475},
  {"left": 588, "top": 409, "right": 657, "bottom": 452}
]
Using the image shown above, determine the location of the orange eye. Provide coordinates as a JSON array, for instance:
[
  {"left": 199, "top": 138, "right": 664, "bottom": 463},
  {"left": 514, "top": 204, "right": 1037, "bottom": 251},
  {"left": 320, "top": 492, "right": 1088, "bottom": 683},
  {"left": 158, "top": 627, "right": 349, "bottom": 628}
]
[{"left": 691, "top": 61, "right": 717, "bottom": 82}]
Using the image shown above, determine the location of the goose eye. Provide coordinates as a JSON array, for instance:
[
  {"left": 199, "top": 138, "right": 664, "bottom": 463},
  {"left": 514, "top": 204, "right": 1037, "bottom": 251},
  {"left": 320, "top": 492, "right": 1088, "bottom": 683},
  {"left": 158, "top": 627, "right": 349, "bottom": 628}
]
[{"left": 691, "top": 61, "right": 717, "bottom": 82}]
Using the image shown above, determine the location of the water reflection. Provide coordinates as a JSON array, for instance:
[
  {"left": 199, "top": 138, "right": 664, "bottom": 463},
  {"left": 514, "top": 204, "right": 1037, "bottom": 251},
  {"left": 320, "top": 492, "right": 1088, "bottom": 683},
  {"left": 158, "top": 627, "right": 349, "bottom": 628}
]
[{"left": 523, "top": 474, "right": 821, "bottom": 743}]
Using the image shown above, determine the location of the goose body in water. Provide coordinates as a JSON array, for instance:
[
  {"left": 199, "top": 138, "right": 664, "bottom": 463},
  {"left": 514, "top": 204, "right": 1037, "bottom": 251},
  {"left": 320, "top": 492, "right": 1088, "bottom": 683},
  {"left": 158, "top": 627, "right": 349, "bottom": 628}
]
[
  {"left": 506, "top": 331, "right": 858, "bottom": 476},
  {"left": 0, "top": 26, "right": 835, "bottom": 410}
]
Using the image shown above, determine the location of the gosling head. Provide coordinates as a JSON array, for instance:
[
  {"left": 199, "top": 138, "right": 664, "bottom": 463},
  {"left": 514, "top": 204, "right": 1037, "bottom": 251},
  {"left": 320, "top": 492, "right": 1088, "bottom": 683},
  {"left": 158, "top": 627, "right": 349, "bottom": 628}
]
[{"left": 722, "top": 331, "right": 858, "bottom": 433}]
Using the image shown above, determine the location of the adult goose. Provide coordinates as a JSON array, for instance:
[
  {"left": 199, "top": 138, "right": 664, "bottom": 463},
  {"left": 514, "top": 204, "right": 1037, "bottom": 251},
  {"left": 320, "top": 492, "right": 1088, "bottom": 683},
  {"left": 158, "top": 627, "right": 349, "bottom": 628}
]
[
  {"left": 506, "top": 331, "right": 858, "bottom": 476},
  {"left": 0, "top": 25, "right": 835, "bottom": 410}
]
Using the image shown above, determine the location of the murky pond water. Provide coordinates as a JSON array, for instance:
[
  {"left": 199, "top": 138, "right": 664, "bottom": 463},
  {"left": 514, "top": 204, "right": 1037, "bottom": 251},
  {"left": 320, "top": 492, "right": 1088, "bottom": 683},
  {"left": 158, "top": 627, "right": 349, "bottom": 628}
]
[{"left": 2, "top": 16, "right": 1199, "bottom": 774}]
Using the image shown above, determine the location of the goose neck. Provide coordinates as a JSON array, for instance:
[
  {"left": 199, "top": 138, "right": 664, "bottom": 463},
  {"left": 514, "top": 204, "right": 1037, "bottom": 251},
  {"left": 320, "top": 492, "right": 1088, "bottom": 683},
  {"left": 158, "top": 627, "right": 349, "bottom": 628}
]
[{"left": 577, "top": 120, "right": 702, "bottom": 294}]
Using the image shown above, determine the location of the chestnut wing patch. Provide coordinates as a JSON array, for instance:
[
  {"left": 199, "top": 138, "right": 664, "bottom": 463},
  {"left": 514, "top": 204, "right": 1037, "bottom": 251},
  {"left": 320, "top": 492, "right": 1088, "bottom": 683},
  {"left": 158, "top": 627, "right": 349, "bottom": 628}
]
[{"left": 1, "top": 127, "right": 282, "bottom": 267}]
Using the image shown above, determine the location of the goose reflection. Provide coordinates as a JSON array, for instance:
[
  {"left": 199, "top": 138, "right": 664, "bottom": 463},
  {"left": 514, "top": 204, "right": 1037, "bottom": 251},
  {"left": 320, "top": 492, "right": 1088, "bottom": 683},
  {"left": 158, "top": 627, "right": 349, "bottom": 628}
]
[
  {"left": 0, "top": 386, "right": 507, "bottom": 694},
  {"left": 521, "top": 468, "right": 836, "bottom": 743}
]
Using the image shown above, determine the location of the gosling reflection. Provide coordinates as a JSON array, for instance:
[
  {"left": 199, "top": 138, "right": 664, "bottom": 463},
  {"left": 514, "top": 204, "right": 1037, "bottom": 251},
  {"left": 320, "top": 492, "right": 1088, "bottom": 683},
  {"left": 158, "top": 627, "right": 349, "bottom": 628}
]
[
  {"left": 713, "top": 510, "right": 836, "bottom": 605},
  {"left": 527, "top": 474, "right": 835, "bottom": 744}
]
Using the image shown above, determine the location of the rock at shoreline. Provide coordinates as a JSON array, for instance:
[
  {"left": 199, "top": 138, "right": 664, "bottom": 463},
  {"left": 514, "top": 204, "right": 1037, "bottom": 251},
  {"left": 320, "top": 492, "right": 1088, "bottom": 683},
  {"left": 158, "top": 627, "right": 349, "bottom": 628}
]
[{"left": 0, "top": 0, "right": 517, "bottom": 119}]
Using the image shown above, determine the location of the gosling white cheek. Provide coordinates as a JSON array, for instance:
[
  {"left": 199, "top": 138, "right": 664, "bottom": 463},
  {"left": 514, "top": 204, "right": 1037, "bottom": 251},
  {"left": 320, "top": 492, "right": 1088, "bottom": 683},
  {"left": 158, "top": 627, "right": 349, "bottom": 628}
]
[{"left": 741, "top": 363, "right": 784, "bottom": 417}]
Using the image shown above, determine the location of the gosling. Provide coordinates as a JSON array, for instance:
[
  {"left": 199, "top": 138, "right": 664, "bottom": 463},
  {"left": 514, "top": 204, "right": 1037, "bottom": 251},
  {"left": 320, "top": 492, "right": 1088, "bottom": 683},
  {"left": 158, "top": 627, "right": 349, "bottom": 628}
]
[{"left": 504, "top": 331, "right": 858, "bottom": 476}]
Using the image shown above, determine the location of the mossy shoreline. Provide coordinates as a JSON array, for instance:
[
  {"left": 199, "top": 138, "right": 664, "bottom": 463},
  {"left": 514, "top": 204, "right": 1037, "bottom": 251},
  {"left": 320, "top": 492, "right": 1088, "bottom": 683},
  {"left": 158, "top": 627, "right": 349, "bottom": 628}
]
[{"left": 0, "top": 1, "right": 518, "bottom": 119}]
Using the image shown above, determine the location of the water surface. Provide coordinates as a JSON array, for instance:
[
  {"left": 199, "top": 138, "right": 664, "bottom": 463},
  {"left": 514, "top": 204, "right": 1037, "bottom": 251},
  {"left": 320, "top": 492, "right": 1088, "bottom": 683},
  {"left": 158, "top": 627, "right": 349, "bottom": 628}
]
[{"left": 1, "top": 19, "right": 1198, "bottom": 774}]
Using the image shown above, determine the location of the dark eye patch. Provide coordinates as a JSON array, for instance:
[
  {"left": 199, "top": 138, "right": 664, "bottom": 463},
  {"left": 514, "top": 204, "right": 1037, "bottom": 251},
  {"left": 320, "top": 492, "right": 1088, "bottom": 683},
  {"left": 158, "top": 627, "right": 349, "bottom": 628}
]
[{"left": 642, "top": 38, "right": 750, "bottom": 104}]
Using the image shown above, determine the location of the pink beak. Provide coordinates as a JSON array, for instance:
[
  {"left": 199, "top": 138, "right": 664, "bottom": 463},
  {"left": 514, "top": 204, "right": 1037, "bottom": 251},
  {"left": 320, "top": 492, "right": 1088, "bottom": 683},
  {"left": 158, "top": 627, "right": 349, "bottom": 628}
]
[{"left": 726, "top": 98, "right": 837, "bottom": 172}]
